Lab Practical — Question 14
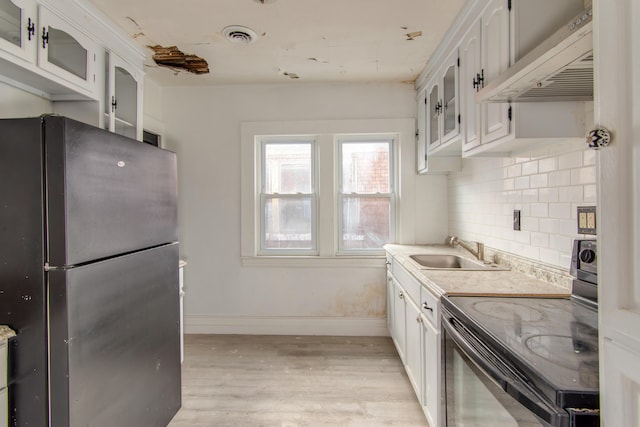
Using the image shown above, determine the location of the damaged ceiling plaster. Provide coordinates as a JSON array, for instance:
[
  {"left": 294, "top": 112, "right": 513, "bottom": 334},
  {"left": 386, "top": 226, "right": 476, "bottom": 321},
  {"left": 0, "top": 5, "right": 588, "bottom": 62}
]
[
  {"left": 148, "top": 45, "right": 210, "bottom": 75},
  {"left": 87, "top": 0, "right": 465, "bottom": 85}
]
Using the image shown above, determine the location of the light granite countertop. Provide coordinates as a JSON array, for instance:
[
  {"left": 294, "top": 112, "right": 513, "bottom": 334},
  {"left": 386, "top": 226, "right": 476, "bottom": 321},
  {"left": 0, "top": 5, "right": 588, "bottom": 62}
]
[
  {"left": 385, "top": 244, "right": 571, "bottom": 298},
  {"left": 0, "top": 325, "right": 16, "bottom": 340}
]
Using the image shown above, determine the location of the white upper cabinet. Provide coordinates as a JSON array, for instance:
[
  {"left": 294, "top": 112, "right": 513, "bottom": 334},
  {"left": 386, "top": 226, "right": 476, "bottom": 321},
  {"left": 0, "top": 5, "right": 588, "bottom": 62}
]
[
  {"left": 37, "top": 5, "right": 98, "bottom": 96},
  {"left": 422, "top": 0, "right": 589, "bottom": 159},
  {"left": 0, "top": 0, "right": 37, "bottom": 62},
  {"left": 479, "top": 0, "right": 510, "bottom": 145},
  {"left": 0, "top": 1, "right": 99, "bottom": 100},
  {"left": 425, "top": 48, "right": 461, "bottom": 156},
  {"left": 105, "top": 51, "right": 143, "bottom": 140},
  {"left": 460, "top": 20, "right": 481, "bottom": 152}
]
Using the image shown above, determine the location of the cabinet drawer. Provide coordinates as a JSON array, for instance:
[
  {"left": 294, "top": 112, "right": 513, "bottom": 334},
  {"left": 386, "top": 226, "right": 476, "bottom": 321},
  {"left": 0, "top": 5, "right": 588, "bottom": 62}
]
[
  {"left": 391, "top": 259, "right": 422, "bottom": 304},
  {"left": 420, "top": 287, "right": 440, "bottom": 329},
  {"left": 0, "top": 342, "right": 6, "bottom": 390}
]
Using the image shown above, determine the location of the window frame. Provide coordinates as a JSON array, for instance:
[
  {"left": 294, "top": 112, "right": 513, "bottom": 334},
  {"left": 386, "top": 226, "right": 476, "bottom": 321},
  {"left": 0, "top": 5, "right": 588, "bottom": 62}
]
[
  {"left": 258, "top": 137, "right": 319, "bottom": 256},
  {"left": 240, "top": 119, "right": 416, "bottom": 267},
  {"left": 336, "top": 136, "right": 397, "bottom": 255}
]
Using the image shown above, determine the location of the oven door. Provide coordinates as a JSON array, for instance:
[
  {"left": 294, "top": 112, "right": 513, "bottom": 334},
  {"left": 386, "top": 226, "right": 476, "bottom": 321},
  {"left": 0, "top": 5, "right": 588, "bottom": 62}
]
[{"left": 442, "top": 311, "right": 569, "bottom": 427}]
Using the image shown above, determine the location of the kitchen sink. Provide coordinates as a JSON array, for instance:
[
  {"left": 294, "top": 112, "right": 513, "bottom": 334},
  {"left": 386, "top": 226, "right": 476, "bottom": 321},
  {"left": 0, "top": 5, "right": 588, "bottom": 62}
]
[{"left": 409, "top": 254, "right": 510, "bottom": 271}]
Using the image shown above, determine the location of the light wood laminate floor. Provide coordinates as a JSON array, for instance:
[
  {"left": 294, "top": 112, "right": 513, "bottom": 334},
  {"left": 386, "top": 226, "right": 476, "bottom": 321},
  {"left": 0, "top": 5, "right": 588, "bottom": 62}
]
[{"left": 168, "top": 334, "right": 428, "bottom": 427}]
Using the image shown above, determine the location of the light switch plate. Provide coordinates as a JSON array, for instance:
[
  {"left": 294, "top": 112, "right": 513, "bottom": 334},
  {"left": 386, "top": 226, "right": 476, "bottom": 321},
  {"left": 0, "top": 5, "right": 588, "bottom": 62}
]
[{"left": 577, "top": 206, "right": 597, "bottom": 235}]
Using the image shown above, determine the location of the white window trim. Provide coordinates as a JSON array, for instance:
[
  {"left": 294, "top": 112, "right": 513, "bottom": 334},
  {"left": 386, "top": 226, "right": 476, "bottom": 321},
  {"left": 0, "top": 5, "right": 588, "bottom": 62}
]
[
  {"left": 240, "top": 119, "right": 417, "bottom": 267},
  {"left": 336, "top": 136, "right": 397, "bottom": 256}
]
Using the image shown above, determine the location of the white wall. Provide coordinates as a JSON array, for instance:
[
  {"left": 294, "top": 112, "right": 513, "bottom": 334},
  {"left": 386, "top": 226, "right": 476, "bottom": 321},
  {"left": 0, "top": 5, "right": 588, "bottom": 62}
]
[
  {"left": 448, "top": 138, "right": 597, "bottom": 271},
  {"left": 160, "top": 82, "right": 448, "bottom": 335},
  {"left": 0, "top": 82, "right": 52, "bottom": 117}
]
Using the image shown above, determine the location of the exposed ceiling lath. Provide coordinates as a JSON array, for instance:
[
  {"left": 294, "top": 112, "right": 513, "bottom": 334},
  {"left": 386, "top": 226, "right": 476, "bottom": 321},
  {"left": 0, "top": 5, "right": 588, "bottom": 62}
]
[{"left": 148, "top": 45, "right": 210, "bottom": 75}]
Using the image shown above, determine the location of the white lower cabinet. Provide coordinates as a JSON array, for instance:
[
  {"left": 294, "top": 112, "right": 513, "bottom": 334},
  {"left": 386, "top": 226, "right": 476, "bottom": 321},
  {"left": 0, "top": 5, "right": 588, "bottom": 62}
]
[
  {"left": 405, "top": 297, "right": 422, "bottom": 396},
  {"left": 389, "top": 274, "right": 407, "bottom": 363},
  {"left": 387, "top": 258, "right": 441, "bottom": 426}
]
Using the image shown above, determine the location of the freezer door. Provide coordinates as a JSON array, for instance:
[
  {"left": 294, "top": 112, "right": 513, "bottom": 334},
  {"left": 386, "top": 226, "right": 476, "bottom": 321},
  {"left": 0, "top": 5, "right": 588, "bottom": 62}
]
[
  {"left": 45, "top": 116, "right": 178, "bottom": 266},
  {"left": 48, "top": 243, "right": 181, "bottom": 427}
]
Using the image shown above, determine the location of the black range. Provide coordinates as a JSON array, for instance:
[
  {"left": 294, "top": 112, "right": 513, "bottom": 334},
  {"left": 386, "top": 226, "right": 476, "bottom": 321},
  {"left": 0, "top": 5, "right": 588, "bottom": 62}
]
[{"left": 441, "top": 239, "right": 599, "bottom": 427}]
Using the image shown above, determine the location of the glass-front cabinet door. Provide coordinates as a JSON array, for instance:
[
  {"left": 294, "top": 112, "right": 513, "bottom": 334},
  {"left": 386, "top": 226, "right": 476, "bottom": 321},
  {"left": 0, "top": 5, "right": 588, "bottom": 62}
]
[
  {"left": 427, "top": 81, "right": 440, "bottom": 150},
  {"left": 0, "top": 0, "right": 36, "bottom": 61},
  {"left": 105, "top": 51, "right": 143, "bottom": 141},
  {"left": 440, "top": 49, "right": 460, "bottom": 145},
  {"left": 37, "top": 5, "right": 97, "bottom": 95}
]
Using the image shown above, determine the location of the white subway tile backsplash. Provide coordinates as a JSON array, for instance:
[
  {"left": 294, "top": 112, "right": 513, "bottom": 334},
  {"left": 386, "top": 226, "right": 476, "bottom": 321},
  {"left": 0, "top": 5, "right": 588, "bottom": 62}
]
[
  {"left": 522, "top": 189, "right": 538, "bottom": 203},
  {"left": 447, "top": 142, "right": 596, "bottom": 271},
  {"left": 530, "top": 173, "right": 549, "bottom": 188},
  {"left": 514, "top": 176, "right": 530, "bottom": 190},
  {"left": 531, "top": 232, "right": 550, "bottom": 248},
  {"left": 558, "top": 151, "right": 584, "bottom": 170},
  {"left": 531, "top": 203, "right": 549, "bottom": 218},
  {"left": 539, "top": 157, "right": 558, "bottom": 173},
  {"left": 549, "top": 234, "right": 572, "bottom": 253},
  {"left": 522, "top": 161, "right": 539, "bottom": 175},
  {"left": 559, "top": 186, "right": 584, "bottom": 202},
  {"left": 571, "top": 167, "right": 596, "bottom": 185},
  {"left": 584, "top": 185, "right": 597, "bottom": 202},
  {"left": 539, "top": 187, "right": 559, "bottom": 203},
  {"left": 549, "top": 203, "right": 571, "bottom": 219},
  {"left": 583, "top": 150, "right": 596, "bottom": 166},
  {"left": 507, "top": 163, "right": 522, "bottom": 178},
  {"left": 549, "top": 170, "right": 571, "bottom": 187}
]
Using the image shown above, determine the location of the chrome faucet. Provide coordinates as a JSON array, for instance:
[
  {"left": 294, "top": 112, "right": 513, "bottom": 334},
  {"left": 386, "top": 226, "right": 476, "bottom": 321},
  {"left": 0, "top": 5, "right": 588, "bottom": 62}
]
[{"left": 446, "top": 236, "right": 485, "bottom": 262}]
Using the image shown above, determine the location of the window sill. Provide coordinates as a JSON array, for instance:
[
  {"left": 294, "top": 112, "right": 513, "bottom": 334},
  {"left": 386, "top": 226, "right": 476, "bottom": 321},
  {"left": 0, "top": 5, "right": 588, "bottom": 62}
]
[{"left": 241, "top": 255, "right": 386, "bottom": 268}]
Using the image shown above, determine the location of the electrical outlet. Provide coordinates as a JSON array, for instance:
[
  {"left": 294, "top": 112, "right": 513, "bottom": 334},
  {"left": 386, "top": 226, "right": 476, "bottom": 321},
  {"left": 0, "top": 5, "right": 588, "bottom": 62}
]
[
  {"left": 513, "top": 210, "right": 521, "bottom": 231},
  {"left": 577, "top": 206, "right": 597, "bottom": 235}
]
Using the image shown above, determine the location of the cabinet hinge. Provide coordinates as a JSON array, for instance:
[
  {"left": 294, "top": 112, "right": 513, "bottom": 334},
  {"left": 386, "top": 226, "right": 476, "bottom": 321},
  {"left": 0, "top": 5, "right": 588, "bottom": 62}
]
[
  {"left": 508, "top": 105, "right": 513, "bottom": 122},
  {"left": 508, "top": 0, "right": 512, "bottom": 11}
]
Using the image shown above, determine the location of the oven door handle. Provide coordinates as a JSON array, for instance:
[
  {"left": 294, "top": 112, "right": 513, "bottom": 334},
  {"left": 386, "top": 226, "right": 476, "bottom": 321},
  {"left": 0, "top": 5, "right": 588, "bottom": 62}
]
[
  {"left": 443, "top": 316, "right": 510, "bottom": 389},
  {"left": 443, "top": 317, "right": 568, "bottom": 426}
]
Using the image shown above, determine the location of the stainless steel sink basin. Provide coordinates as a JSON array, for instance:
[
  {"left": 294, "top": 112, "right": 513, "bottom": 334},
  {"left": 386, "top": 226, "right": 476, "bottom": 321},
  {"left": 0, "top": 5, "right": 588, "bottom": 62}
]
[{"left": 409, "top": 254, "right": 510, "bottom": 271}]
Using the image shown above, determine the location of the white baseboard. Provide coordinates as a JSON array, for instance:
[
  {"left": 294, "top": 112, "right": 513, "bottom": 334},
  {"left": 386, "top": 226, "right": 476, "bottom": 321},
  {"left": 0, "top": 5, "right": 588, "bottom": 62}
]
[{"left": 184, "top": 315, "right": 389, "bottom": 337}]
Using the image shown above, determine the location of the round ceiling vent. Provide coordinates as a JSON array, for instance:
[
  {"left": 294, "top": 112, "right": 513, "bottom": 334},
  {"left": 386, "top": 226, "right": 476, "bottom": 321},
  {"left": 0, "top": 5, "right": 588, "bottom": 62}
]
[{"left": 222, "top": 26, "right": 258, "bottom": 44}]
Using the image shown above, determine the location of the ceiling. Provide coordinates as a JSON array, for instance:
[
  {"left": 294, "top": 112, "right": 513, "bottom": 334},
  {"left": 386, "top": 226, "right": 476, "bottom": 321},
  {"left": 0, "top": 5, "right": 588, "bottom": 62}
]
[{"left": 87, "top": 0, "right": 465, "bottom": 86}]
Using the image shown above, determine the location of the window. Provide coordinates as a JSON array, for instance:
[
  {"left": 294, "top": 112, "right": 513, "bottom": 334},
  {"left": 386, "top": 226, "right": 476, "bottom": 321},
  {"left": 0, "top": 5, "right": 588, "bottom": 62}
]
[
  {"left": 259, "top": 139, "right": 317, "bottom": 254},
  {"left": 241, "top": 119, "right": 413, "bottom": 265},
  {"left": 338, "top": 138, "right": 395, "bottom": 253}
]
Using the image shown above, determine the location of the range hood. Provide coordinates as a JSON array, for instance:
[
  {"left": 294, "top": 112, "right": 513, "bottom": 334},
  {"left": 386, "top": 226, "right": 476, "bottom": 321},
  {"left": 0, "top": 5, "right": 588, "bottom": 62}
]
[{"left": 477, "top": 8, "right": 593, "bottom": 103}]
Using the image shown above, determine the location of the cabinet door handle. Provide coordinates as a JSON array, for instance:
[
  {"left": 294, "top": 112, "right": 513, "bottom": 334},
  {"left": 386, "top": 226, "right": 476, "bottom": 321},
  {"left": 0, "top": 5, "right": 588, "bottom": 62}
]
[
  {"left": 42, "top": 27, "right": 48, "bottom": 48},
  {"left": 422, "top": 302, "right": 433, "bottom": 312},
  {"left": 111, "top": 96, "right": 117, "bottom": 112},
  {"left": 27, "top": 18, "right": 35, "bottom": 41},
  {"left": 399, "top": 292, "right": 404, "bottom": 300},
  {"left": 416, "top": 316, "right": 422, "bottom": 324},
  {"left": 472, "top": 70, "right": 484, "bottom": 92}
]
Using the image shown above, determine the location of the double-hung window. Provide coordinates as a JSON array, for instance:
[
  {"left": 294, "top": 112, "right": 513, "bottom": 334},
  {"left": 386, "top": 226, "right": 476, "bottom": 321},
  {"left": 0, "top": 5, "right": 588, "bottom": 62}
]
[
  {"left": 259, "top": 138, "right": 317, "bottom": 254},
  {"left": 338, "top": 138, "right": 395, "bottom": 254}
]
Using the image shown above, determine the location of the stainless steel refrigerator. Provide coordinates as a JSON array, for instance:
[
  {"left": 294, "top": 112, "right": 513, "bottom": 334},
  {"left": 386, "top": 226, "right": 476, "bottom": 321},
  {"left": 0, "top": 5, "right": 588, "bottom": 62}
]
[{"left": 0, "top": 116, "right": 181, "bottom": 426}]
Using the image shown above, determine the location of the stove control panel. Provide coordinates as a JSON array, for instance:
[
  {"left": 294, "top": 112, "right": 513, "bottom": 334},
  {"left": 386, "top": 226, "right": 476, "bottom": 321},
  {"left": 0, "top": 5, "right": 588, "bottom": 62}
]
[{"left": 571, "top": 239, "right": 597, "bottom": 285}]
